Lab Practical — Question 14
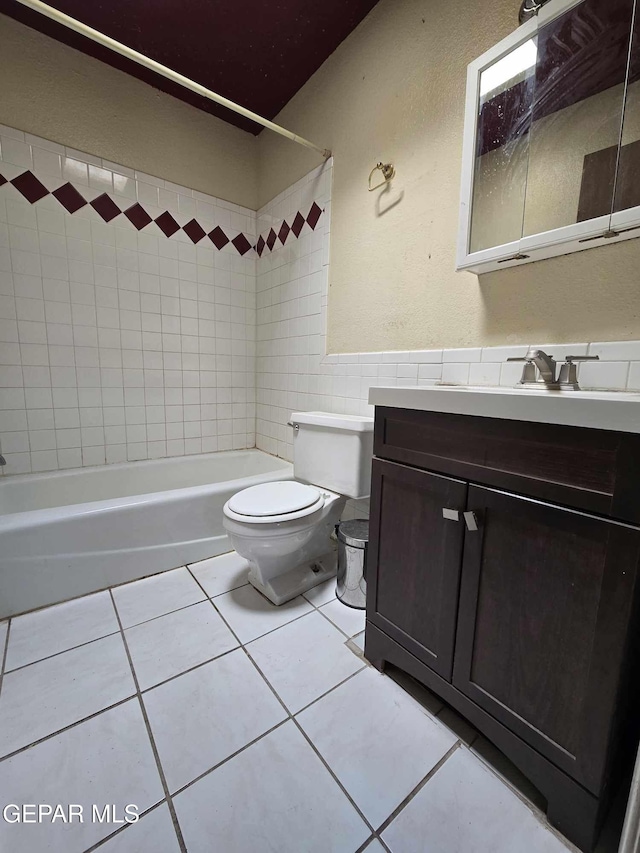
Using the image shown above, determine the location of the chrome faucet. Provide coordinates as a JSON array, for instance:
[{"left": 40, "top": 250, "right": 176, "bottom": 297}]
[{"left": 507, "top": 349, "right": 599, "bottom": 390}]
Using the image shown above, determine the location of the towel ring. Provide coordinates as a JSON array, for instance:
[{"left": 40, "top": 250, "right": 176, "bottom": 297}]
[{"left": 368, "top": 162, "right": 395, "bottom": 192}]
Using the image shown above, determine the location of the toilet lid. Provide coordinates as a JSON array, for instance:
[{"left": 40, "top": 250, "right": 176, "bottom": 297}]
[{"left": 228, "top": 481, "right": 321, "bottom": 517}]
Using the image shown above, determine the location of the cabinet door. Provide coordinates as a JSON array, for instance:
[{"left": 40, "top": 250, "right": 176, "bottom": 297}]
[
  {"left": 367, "top": 459, "right": 466, "bottom": 680},
  {"left": 453, "top": 485, "right": 640, "bottom": 793}
]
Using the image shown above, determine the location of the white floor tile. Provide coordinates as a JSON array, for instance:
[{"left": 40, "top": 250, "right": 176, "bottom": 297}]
[
  {"left": 0, "top": 634, "right": 135, "bottom": 757},
  {"left": 382, "top": 748, "right": 570, "bottom": 853},
  {"left": 174, "top": 721, "right": 370, "bottom": 853},
  {"left": 353, "top": 631, "right": 365, "bottom": 651},
  {"left": 143, "top": 648, "right": 286, "bottom": 793},
  {"left": 5, "top": 591, "right": 119, "bottom": 671},
  {"left": 297, "top": 667, "right": 457, "bottom": 829},
  {"left": 96, "top": 803, "right": 180, "bottom": 853},
  {"left": 320, "top": 598, "right": 366, "bottom": 637},
  {"left": 248, "top": 611, "right": 364, "bottom": 713},
  {"left": 303, "top": 578, "right": 338, "bottom": 607},
  {"left": 214, "top": 583, "right": 313, "bottom": 643},
  {"left": 112, "top": 568, "right": 206, "bottom": 629},
  {"left": 188, "top": 551, "right": 250, "bottom": 597},
  {"left": 0, "top": 700, "right": 163, "bottom": 853},
  {"left": 125, "top": 601, "right": 238, "bottom": 690}
]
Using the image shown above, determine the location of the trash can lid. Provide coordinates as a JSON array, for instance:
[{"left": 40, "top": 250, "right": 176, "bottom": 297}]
[{"left": 337, "top": 519, "right": 369, "bottom": 548}]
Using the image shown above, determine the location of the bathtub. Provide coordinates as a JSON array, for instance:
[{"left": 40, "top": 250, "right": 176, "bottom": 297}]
[{"left": 0, "top": 449, "right": 293, "bottom": 619}]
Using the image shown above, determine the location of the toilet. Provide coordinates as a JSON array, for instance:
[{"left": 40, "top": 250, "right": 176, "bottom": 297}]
[{"left": 223, "top": 411, "right": 374, "bottom": 605}]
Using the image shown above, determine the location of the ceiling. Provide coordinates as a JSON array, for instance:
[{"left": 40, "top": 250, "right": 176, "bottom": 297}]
[{"left": 0, "top": 0, "right": 381, "bottom": 134}]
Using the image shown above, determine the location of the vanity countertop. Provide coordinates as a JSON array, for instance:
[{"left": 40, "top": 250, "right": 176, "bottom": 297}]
[{"left": 368, "top": 385, "right": 640, "bottom": 434}]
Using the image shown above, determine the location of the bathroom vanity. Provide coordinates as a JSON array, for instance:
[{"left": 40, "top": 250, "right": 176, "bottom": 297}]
[{"left": 365, "top": 386, "right": 640, "bottom": 852}]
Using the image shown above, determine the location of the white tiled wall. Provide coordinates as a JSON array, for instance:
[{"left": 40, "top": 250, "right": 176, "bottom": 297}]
[
  {"left": 0, "top": 125, "right": 256, "bottom": 475},
  {"left": 4, "top": 128, "right": 640, "bottom": 482},
  {"left": 255, "top": 160, "right": 331, "bottom": 461}
]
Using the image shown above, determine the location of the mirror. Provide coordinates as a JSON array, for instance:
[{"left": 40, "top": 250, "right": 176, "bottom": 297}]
[
  {"left": 467, "top": 0, "right": 637, "bottom": 256},
  {"left": 524, "top": 0, "right": 634, "bottom": 233},
  {"left": 469, "top": 38, "right": 536, "bottom": 253},
  {"left": 614, "top": 6, "right": 640, "bottom": 214}
]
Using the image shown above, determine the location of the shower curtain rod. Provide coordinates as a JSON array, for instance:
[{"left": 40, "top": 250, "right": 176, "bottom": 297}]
[{"left": 14, "top": 0, "right": 332, "bottom": 159}]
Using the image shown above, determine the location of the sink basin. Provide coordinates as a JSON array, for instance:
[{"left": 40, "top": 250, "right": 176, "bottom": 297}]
[{"left": 368, "top": 384, "right": 640, "bottom": 434}]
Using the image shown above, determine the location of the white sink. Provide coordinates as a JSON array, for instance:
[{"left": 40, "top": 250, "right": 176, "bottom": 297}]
[{"left": 368, "top": 384, "right": 640, "bottom": 434}]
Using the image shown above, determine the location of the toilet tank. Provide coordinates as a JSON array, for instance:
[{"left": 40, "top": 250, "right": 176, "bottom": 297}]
[{"left": 290, "top": 411, "right": 374, "bottom": 499}]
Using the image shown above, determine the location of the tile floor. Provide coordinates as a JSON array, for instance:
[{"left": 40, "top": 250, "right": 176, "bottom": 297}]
[{"left": 0, "top": 552, "right": 599, "bottom": 852}]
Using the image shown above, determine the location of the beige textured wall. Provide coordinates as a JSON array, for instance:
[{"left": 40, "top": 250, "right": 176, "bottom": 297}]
[
  {"left": 0, "top": 15, "right": 257, "bottom": 208},
  {"left": 257, "top": 0, "right": 640, "bottom": 353}
]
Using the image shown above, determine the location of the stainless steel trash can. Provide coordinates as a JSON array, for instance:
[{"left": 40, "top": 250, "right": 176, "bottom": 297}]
[{"left": 336, "top": 519, "right": 368, "bottom": 610}]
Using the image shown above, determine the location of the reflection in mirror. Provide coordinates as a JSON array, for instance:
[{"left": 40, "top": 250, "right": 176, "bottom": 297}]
[
  {"left": 614, "top": 5, "right": 640, "bottom": 214},
  {"left": 523, "top": 0, "right": 634, "bottom": 235},
  {"left": 469, "top": 40, "right": 536, "bottom": 253}
]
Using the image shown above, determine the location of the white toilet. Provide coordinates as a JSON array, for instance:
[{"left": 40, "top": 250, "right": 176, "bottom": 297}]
[{"left": 223, "top": 411, "right": 374, "bottom": 605}]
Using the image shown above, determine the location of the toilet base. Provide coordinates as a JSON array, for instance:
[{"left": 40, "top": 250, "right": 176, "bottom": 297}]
[{"left": 248, "top": 548, "right": 337, "bottom": 606}]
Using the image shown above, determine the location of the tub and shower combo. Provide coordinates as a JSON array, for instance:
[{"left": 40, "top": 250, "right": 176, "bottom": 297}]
[{"left": 0, "top": 450, "right": 293, "bottom": 619}]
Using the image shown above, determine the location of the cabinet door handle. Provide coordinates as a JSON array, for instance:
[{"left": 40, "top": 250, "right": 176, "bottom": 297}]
[
  {"left": 463, "top": 511, "right": 479, "bottom": 532},
  {"left": 442, "top": 508, "right": 460, "bottom": 521}
]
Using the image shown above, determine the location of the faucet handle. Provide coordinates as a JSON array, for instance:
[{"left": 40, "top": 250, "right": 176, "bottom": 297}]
[
  {"left": 563, "top": 355, "right": 600, "bottom": 363},
  {"left": 557, "top": 355, "right": 599, "bottom": 389},
  {"left": 506, "top": 358, "right": 538, "bottom": 384}
]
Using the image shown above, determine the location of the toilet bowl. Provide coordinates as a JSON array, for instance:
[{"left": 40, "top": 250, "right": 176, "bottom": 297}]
[
  {"left": 223, "top": 412, "right": 374, "bottom": 605},
  {"left": 223, "top": 481, "right": 346, "bottom": 605}
]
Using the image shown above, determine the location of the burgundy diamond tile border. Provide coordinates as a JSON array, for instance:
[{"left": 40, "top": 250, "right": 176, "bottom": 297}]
[
  {"left": 155, "top": 211, "right": 180, "bottom": 237},
  {"left": 255, "top": 202, "right": 324, "bottom": 256},
  {"left": 0, "top": 168, "right": 324, "bottom": 257},
  {"left": 11, "top": 171, "right": 49, "bottom": 204},
  {"left": 124, "top": 202, "right": 152, "bottom": 231},
  {"left": 52, "top": 182, "right": 87, "bottom": 214},
  {"left": 91, "top": 193, "right": 120, "bottom": 223},
  {"left": 183, "top": 218, "right": 206, "bottom": 244},
  {"left": 291, "top": 211, "right": 306, "bottom": 238}
]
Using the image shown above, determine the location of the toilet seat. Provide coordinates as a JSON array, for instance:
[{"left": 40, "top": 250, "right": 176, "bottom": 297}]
[{"left": 224, "top": 481, "right": 325, "bottom": 524}]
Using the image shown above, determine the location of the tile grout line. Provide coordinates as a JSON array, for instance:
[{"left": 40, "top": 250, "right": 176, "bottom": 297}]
[
  {"left": 314, "top": 599, "right": 366, "bottom": 642},
  {"left": 0, "top": 618, "right": 11, "bottom": 701},
  {"left": 290, "top": 664, "right": 368, "bottom": 718},
  {"left": 0, "top": 567, "right": 259, "bottom": 764},
  {"left": 187, "top": 566, "right": 384, "bottom": 841},
  {"left": 4, "top": 563, "right": 461, "bottom": 850},
  {"left": 239, "top": 638, "right": 378, "bottom": 838},
  {"left": 4, "top": 573, "right": 221, "bottom": 675},
  {"left": 0, "top": 694, "right": 135, "bottom": 765},
  {"left": 3, "top": 626, "right": 123, "bottom": 675},
  {"left": 375, "top": 741, "right": 462, "bottom": 838},
  {"left": 3, "top": 557, "right": 222, "bottom": 623},
  {"left": 185, "top": 564, "right": 320, "bottom": 644},
  {"left": 82, "top": 800, "right": 167, "bottom": 853},
  {"left": 108, "top": 588, "right": 188, "bottom": 853},
  {"left": 165, "top": 718, "right": 291, "bottom": 801}
]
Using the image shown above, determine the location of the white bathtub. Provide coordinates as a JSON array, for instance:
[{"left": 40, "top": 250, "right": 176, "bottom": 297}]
[{"left": 0, "top": 449, "right": 293, "bottom": 619}]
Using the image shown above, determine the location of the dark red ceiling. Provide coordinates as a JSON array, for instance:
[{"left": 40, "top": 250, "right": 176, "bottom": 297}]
[{"left": 0, "top": 0, "right": 381, "bottom": 134}]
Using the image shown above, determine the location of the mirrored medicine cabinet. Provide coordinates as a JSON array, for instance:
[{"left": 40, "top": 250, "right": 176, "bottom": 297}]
[{"left": 457, "top": 0, "right": 640, "bottom": 273}]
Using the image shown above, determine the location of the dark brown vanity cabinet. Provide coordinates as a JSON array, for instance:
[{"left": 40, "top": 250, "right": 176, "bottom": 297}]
[
  {"left": 366, "top": 407, "right": 640, "bottom": 852},
  {"left": 369, "top": 460, "right": 466, "bottom": 680}
]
